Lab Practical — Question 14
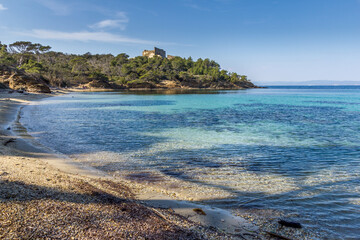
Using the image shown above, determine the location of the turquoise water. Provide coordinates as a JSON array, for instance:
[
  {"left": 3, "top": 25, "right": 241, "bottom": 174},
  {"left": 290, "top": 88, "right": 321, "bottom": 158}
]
[{"left": 21, "top": 87, "right": 360, "bottom": 239}]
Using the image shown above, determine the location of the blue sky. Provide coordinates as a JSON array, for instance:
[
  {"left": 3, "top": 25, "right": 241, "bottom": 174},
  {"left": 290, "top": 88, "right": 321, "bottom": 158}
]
[{"left": 0, "top": 0, "right": 360, "bottom": 83}]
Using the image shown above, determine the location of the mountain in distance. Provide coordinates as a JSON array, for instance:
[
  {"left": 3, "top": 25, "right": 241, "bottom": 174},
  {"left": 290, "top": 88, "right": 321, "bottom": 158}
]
[{"left": 254, "top": 80, "right": 360, "bottom": 86}]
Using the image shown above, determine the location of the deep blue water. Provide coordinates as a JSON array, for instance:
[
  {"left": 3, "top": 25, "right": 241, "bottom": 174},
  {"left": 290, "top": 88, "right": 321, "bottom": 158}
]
[{"left": 21, "top": 86, "right": 360, "bottom": 239}]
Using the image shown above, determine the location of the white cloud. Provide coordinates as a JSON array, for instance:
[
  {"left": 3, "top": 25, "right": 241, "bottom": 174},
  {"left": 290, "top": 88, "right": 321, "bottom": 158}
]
[
  {"left": 90, "top": 19, "right": 127, "bottom": 30},
  {"left": 35, "top": 0, "right": 70, "bottom": 15},
  {"left": 90, "top": 12, "right": 129, "bottom": 30},
  {"left": 16, "top": 29, "right": 158, "bottom": 45},
  {"left": 116, "top": 11, "right": 128, "bottom": 19},
  {"left": 0, "top": 4, "right": 7, "bottom": 10}
]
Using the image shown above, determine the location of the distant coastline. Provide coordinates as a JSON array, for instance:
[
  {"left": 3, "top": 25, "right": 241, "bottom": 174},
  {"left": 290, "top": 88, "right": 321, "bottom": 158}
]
[{"left": 254, "top": 80, "right": 360, "bottom": 86}]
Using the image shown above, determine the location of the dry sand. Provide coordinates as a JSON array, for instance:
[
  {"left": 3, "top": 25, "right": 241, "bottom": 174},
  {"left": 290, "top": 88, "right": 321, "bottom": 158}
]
[{"left": 0, "top": 89, "right": 318, "bottom": 239}]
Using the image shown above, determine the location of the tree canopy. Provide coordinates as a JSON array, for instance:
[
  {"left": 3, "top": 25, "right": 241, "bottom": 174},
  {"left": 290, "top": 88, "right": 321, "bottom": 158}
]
[{"left": 0, "top": 40, "right": 253, "bottom": 89}]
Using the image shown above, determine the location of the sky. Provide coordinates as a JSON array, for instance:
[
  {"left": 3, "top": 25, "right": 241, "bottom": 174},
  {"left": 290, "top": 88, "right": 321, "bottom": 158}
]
[{"left": 0, "top": 0, "right": 360, "bottom": 83}]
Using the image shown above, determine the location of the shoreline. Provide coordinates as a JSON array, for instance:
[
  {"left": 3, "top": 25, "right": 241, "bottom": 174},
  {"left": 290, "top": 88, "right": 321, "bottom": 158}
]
[
  {"left": 1, "top": 89, "right": 261, "bottom": 239},
  {"left": 0, "top": 90, "right": 109, "bottom": 178},
  {"left": 0, "top": 89, "right": 319, "bottom": 239}
]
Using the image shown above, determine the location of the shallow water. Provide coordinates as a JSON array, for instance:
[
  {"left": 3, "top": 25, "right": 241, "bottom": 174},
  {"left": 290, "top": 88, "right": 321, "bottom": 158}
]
[{"left": 21, "top": 87, "right": 360, "bottom": 239}]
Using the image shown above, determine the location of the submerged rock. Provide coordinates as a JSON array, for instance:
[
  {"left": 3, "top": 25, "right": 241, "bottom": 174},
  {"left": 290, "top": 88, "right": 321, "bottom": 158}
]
[
  {"left": 0, "top": 82, "right": 8, "bottom": 89},
  {"left": 193, "top": 208, "right": 207, "bottom": 215},
  {"left": 278, "top": 219, "right": 302, "bottom": 229}
]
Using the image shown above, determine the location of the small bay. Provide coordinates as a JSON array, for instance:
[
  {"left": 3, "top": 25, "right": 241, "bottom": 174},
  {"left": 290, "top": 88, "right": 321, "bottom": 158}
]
[{"left": 21, "top": 86, "right": 360, "bottom": 239}]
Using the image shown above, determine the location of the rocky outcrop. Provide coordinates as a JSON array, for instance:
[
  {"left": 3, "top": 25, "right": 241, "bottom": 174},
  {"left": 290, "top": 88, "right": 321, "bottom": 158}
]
[
  {"left": 178, "top": 79, "right": 258, "bottom": 89},
  {"left": 83, "top": 79, "right": 126, "bottom": 90},
  {"left": 121, "top": 78, "right": 259, "bottom": 90},
  {"left": 0, "top": 65, "right": 51, "bottom": 93},
  {"left": 156, "top": 80, "right": 181, "bottom": 89},
  {"left": 127, "top": 80, "right": 156, "bottom": 89},
  {"left": 234, "top": 80, "right": 259, "bottom": 89},
  {"left": 83, "top": 79, "right": 113, "bottom": 89},
  {"left": 75, "top": 77, "right": 260, "bottom": 91}
]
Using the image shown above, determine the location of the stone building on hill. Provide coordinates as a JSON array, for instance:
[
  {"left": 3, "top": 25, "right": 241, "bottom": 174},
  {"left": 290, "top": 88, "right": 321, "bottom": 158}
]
[
  {"left": 142, "top": 47, "right": 177, "bottom": 60},
  {"left": 142, "top": 47, "right": 166, "bottom": 58}
]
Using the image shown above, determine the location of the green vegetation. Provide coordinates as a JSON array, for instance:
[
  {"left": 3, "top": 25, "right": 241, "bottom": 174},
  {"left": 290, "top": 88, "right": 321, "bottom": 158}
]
[{"left": 0, "top": 41, "right": 253, "bottom": 89}]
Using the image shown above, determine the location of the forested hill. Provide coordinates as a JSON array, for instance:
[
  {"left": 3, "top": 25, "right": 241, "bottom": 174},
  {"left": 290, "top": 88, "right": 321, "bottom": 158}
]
[{"left": 0, "top": 41, "right": 257, "bottom": 91}]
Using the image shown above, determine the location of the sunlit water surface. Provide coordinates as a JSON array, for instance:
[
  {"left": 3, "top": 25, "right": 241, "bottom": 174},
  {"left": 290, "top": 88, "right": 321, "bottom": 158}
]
[{"left": 21, "top": 87, "right": 360, "bottom": 239}]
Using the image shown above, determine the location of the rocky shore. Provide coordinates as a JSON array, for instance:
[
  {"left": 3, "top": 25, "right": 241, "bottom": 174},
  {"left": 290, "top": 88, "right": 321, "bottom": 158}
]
[
  {"left": 0, "top": 65, "right": 51, "bottom": 93},
  {"left": 0, "top": 64, "right": 261, "bottom": 94}
]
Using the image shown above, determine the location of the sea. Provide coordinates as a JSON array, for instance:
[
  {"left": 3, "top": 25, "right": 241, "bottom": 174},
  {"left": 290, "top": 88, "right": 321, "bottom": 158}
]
[{"left": 21, "top": 86, "right": 360, "bottom": 239}]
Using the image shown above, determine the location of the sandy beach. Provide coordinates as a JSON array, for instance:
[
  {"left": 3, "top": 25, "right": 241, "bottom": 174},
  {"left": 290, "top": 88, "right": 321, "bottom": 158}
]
[{"left": 0, "top": 89, "right": 321, "bottom": 239}]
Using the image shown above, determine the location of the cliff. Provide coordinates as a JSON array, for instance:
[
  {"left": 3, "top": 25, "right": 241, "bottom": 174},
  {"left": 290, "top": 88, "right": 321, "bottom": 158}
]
[
  {"left": 0, "top": 65, "right": 51, "bottom": 93},
  {"left": 81, "top": 79, "right": 125, "bottom": 90}
]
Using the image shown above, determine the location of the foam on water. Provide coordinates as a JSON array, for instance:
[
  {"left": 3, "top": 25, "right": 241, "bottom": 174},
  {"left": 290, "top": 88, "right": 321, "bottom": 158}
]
[{"left": 21, "top": 87, "right": 360, "bottom": 239}]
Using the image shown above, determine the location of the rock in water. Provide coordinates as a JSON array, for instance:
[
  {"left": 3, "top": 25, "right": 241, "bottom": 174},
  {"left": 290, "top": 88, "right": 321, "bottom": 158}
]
[
  {"left": 193, "top": 208, "right": 207, "bottom": 215},
  {"left": 0, "top": 82, "right": 8, "bottom": 89},
  {"left": 278, "top": 219, "right": 302, "bottom": 228}
]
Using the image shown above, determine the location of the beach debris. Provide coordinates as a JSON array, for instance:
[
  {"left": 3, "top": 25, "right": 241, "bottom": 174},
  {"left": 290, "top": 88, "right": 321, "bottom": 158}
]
[
  {"left": 0, "top": 171, "right": 9, "bottom": 176},
  {"left": 3, "top": 138, "right": 16, "bottom": 146},
  {"left": 6, "top": 127, "right": 11, "bottom": 130},
  {"left": 265, "top": 231, "right": 293, "bottom": 240},
  {"left": 193, "top": 208, "right": 207, "bottom": 215},
  {"left": 278, "top": 219, "right": 302, "bottom": 229}
]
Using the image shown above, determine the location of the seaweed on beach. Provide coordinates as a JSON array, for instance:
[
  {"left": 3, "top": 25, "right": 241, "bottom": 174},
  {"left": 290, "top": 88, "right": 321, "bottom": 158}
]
[{"left": 0, "top": 178, "right": 232, "bottom": 239}]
